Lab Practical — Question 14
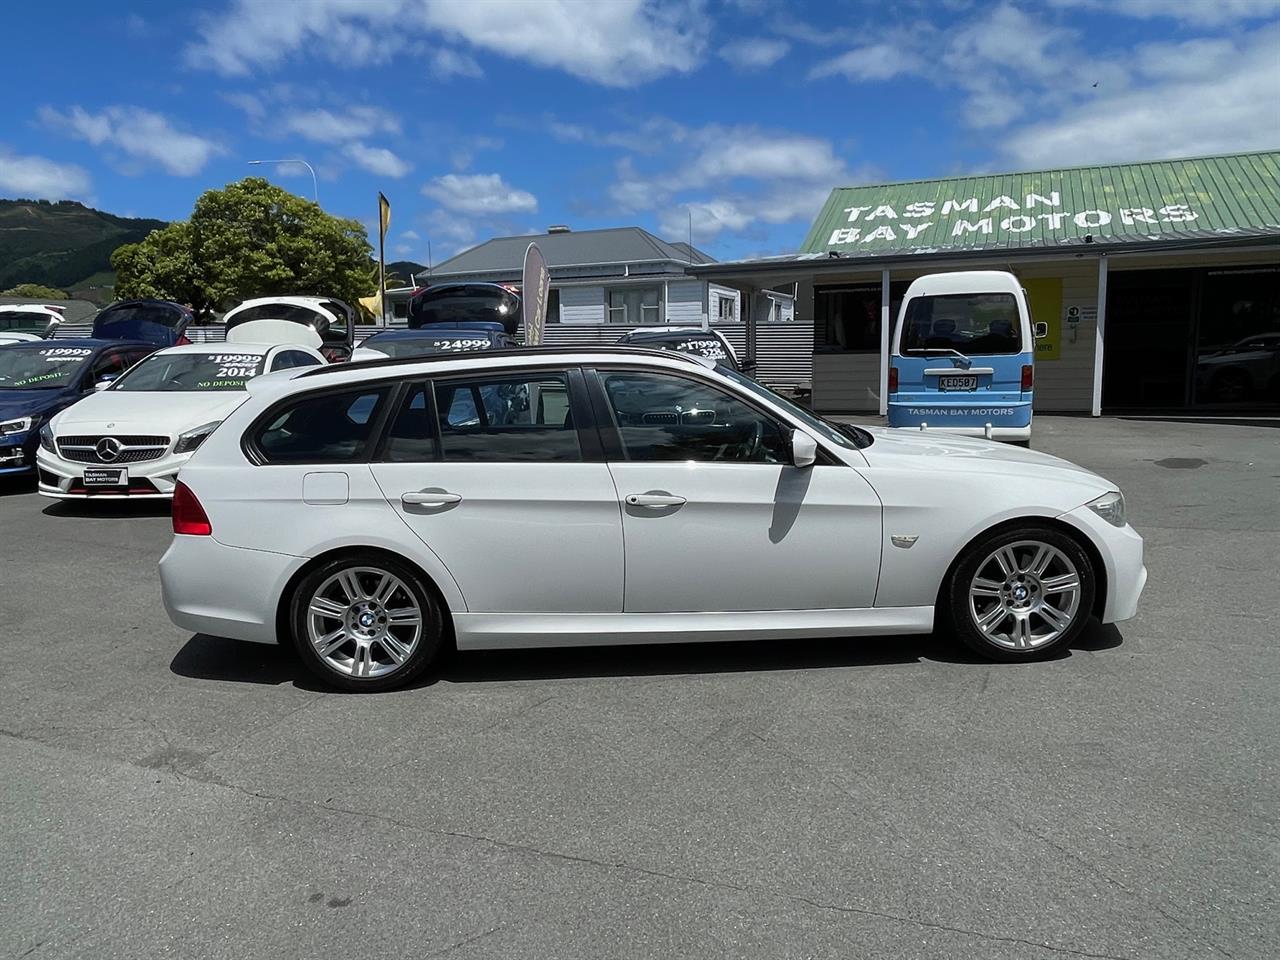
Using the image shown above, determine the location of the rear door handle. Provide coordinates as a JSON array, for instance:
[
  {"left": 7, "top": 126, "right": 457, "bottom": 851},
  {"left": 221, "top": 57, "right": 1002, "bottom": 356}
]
[
  {"left": 401, "top": 490, "right": 463, "bottom": 506},
  {"left": 626, "top": 494, "right": 687, "bottom": 507}
]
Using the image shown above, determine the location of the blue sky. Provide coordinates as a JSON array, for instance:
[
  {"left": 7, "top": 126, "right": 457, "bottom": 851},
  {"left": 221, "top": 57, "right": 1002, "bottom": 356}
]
[{"left": 2, "top": 0, "right": 1277, "bottom": 264}]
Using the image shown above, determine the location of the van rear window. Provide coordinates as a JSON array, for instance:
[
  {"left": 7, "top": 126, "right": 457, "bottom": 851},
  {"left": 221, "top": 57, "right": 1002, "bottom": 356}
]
[{"left": 900, "top": 293, "right": 1021, "bottom": 356}]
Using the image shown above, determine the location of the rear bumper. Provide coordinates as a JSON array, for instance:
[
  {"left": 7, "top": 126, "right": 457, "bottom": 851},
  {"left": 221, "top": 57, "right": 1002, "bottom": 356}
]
[
  {"left": 887, "top": 399, "right": 1032, "bottom": 439},
  {"left": 160, "top": 534, "right": 307, "bottom": 644}
]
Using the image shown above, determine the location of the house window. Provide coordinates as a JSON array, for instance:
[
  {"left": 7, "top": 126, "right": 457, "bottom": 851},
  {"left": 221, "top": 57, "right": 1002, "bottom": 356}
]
[
  {"left": 608, "top": 286, "right": 663, "bottom": 324},
  {"left": 717, "top": 296, "right": 735, "bottom": 321}
]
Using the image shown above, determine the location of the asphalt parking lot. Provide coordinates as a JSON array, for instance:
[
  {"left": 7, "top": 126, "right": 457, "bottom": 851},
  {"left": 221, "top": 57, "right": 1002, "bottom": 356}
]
[{"left": 2, "top": 415, "right": 1277, "bottom": 960}]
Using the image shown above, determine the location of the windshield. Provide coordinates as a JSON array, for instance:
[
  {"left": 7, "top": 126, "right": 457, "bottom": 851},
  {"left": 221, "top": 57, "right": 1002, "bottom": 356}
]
[
  {"left": 900, "top": 293, "right": 1022, "bottom": 357},
  {"left": 112, "top": 351, "right": 264, "bottom": 391},
  {"left": 717, "top": 367, "right": 869, "bottom": 450},
  {"left": 364, "top": 333, "right": 496, "bottom": 357},
  {"left": 0, "top": 311, "right": 53, "bottom": 335},
  {"left": 0, "top": 345, "right": 92, "bottom": 389}
]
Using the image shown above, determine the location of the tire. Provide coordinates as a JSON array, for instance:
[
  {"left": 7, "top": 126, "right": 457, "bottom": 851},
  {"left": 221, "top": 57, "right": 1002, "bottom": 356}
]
[
  {"left": 945, "top": 525, "right": 1095, "bottom": 661},
  {"left": 289, "top": 553, "right": 443, "bottom": 692}
]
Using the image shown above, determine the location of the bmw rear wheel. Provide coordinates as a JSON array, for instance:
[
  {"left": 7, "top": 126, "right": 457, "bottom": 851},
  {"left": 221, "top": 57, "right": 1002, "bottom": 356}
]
[
  {"left": 290, "top": 554, "right": 442, "bottom": 691},
  {"left": 947, "top": 526, "right": 1096, "bottom": 661}
]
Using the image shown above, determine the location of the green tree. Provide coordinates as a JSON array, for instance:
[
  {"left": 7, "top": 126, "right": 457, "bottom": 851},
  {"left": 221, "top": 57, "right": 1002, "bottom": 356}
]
[
  {"left": 1, "top": 283, "right": 69, "bottom": 299},
  {"left": 112, "top": 178, "right": 374, "bottom": 319}
]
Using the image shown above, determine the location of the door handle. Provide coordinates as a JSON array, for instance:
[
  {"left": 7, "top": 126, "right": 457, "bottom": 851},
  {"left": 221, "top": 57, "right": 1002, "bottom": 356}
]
[
  {"left": 626, "top": 493, "right": 687, "bottom": 508},
  {"left": 401, "top": 490, "right": 463, "bottom": 506}
]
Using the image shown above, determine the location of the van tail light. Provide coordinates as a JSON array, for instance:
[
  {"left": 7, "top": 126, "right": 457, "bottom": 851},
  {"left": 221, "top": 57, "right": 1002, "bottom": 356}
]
[
  {"left": 172, "top": 481, "right": 212, "bottom": 536},
  {"left": 1021, "top": 364, "right": 1034, "bottom": 391},
  {"left": 888, "top": 366, "right": 899, "bottom": 393}
]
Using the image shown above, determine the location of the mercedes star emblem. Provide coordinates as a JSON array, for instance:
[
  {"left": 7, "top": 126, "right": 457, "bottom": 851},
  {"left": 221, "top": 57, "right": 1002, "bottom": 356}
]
[{"left": 96, "top": 437, "right": 123, "bottom": 463}]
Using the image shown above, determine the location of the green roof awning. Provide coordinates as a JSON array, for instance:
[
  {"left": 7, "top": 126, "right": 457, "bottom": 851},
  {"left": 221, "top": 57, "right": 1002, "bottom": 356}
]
[{"left": 800, "top": 150, "right": 1280, "bottom": 259}]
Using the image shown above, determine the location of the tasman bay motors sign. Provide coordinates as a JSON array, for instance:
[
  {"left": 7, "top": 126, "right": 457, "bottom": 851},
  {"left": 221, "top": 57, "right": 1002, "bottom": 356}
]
[{"left": 826, "top": 191, "right": 1199, "bottom": 248}]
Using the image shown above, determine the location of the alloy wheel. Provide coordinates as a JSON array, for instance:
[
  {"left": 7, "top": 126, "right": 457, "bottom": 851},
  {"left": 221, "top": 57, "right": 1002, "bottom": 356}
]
[
  {"left": 968, "top": 540, "right": 1082, "bottom": 651},
  {"left": 306, "top": 566, "right": 423, "bottom": 679}
]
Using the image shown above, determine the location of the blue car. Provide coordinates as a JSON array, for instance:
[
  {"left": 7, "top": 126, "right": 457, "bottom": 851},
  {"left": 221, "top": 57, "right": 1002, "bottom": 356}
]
[
  {"left": 354, "top": 323, "right": 518, "bottom": 361},
  {"left": 0, "top": 339, "right": 162, "bottom": 476}
]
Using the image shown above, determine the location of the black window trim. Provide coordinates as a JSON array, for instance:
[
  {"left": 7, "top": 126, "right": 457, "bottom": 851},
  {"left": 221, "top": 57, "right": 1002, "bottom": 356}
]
[
  {"left": 583, "top": 363, "right": 843, "bottom": 467},
  {"left": 379, "top": 364, "right": 604, "bottom": 464},
  {"left": 241, "top": 380, "right": 399, "bottom": 466}
]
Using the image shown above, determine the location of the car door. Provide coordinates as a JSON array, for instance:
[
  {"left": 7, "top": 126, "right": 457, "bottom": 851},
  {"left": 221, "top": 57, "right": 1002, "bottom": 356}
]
[
  {"left": 367, "top": 367, "right": 623, "bottom": 614},
  {"left": 590, "top": 367, "right": 882, "bottom": 614}
]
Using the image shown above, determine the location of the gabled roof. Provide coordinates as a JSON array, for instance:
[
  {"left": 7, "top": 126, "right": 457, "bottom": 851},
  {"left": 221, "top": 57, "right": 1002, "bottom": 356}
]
[
  {"left": 422, "top": 227, "right": 715, "bottom": 281},
  {"left": 801, "top": 150, "right": 1280, "bottom": 259}
]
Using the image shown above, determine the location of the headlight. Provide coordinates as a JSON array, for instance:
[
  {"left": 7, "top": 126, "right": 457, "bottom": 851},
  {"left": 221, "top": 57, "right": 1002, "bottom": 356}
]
[
  {"left": 1087, "top": 490, "right": 1126, "bottom": 527},
  {"left": 174, "top": 420, "right": 223, "bottom": 455},
  {"left": 39, "top": 423, "right": 55, "bottom": 453},
  {"left": 0, "top": 416, "right": 34, "bottom": 436}
]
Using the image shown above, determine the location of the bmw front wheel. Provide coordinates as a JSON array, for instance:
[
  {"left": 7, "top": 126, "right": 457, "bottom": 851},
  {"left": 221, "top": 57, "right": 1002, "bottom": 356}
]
[
  {"left": 947, "top": 526, "right": 1096, "bottom": 661},
  {"left": 290, "top": 554, "right": 442, "bottom": 691}
]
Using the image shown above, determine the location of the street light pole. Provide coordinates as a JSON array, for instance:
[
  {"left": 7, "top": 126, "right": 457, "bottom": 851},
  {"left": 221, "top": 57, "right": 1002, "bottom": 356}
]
[{"left": 247, "top": 159, "right": 318, "bottom": 204}]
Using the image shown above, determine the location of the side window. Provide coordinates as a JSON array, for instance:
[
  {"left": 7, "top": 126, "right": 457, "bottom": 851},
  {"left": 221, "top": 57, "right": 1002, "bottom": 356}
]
[
  {"left": 433, "top": 372, "right": 579, "bottom": 462},
  {"left": 598, "top": 371, "right": 789, "bottom": 464},
  {"left": 88, "top": 350, "right": 127, "bottom": 384},
  {"left": 381, "top": 384, "right": 438, "bottom": 463},
  {"left": 254, "top": 387, "right": 390, "bottom": 463},
  {"left": 272, "top": 350, "right": 322, "bottom": 371}
]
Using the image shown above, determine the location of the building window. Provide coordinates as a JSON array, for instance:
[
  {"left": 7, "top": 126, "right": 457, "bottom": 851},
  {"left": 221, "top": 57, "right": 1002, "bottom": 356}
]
[
  {"left": 815, "top": 282, "right": 910, "bottom": 352},
  {"left": 608, "top": 286, "right": 663, "bottom": 324},
  {"left": 717, "top": 296, "right": 735, "bottom": 321}
]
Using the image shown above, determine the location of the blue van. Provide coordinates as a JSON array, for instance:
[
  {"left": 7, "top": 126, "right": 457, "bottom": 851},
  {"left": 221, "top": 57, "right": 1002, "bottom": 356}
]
[{"left": 887, "top": 271, "right": 1045, "bottom": 445}]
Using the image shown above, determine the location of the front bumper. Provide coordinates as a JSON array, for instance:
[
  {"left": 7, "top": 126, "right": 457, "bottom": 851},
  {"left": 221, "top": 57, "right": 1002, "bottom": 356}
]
[
  {"left": 160, "top": 534, "right": 308, "bottom": 644},
  {"left": 1058, "top": 504, "right": 1147, "bottom": 624},
  {"left": 0, "top": 436, "right": 36, "bottom": 474},
  {"left": 36, "top": 447, "right": 190, "bottom": 499}
]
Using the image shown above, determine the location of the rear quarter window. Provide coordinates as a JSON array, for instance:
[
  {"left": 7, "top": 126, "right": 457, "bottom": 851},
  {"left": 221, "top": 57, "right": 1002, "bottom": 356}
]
[{"left": 252, "top": 386, "right": 391, "bottom": 463}]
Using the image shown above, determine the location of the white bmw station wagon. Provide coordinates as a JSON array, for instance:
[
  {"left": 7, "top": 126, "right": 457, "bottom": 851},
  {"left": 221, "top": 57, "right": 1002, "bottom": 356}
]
[{"left": 159, "top": 347, "right": 1146, "bottom": 691}]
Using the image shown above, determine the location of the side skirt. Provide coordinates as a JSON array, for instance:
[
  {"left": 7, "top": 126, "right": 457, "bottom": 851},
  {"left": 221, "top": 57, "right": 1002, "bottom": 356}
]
[{"left": 454, "top": 606, "right": 935, "bottom": 650}]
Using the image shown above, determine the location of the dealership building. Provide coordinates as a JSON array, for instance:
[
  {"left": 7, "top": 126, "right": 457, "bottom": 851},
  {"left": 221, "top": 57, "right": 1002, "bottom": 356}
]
[{"left": 691, "top": 150, "right": 1280, "bottom": 414}]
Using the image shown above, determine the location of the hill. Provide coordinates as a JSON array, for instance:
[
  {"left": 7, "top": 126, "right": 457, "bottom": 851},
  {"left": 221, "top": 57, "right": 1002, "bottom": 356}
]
[
  {"left": 0, "top": 198, "right": 166, "bottom": 294},
  {"left": 386, "top": 260, "right": 427, "bottom": 285}
]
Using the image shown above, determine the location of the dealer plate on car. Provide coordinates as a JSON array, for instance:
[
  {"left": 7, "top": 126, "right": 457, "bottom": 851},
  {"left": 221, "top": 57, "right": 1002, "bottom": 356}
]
[
  {"left": 83, "top": 467, "right": 127, "bottom": 486},
  {"left": 938, "top": 375, "right": 978, "bottom": 391}
]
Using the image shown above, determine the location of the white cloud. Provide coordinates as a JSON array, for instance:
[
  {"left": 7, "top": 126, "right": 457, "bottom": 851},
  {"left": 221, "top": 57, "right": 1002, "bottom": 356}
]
[
  {"left": 422, "top": 172, "right": 537, "bottom": 214},
  {"left": 401, "top": 229, "right": 421, "bottom": 241},
  {"left": 38, "top": 105, "right": 223, "bottom": 176},
  {"left": 718, "top": 37, "right": 790, "bottom": 69},
  {"left": 429, "top": 47, "right": 483, "bottom": 79},
  {"left": 1050, "top": 0, "right": 1280, "bottom": 25},
  {"left": 343, "top": 142, "right": 412, "bottom": 178},
  {"left": 280, "top": 106, "right": 399, "bottom": 142},
  {"left": 1003, "top": 25, "right": 1280, "bottom": 167},
  {"left": 809, "top": 43, "right": 918, "bottom": 81},
  {"left": 0, "top": 147, "right": 91, "bottom": 199},
  {"left": 187, "top": 0, "right": 709, "bottom": 87}
]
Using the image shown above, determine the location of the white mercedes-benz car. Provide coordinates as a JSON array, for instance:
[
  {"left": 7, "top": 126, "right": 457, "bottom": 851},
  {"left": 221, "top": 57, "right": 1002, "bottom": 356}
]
[
  {"left": 159, "top": 347, "right": 1146, "bottom": 691},
  {"left": 38, "top": 328, "right": 325, "bottom": 499}
]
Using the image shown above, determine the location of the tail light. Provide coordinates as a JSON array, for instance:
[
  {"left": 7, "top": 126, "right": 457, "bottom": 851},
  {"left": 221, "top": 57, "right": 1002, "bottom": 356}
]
[
  {"left": 172, "top": 481, "right": 212, "bottom": 536},
  {"left": 176, "top": 334, "right": 192, "bottom": 346},
  {"left": 1021, "top": 364, "right": 1034, "bottom": 391},
  {"left": 888, "top": 366, "right": 899, "bottom": 393}
]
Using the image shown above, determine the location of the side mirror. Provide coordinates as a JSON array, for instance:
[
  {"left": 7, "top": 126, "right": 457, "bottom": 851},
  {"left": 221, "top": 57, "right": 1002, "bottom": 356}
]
[
  {"left": 792, "top": 429, "right": 817, "bottom": 468},
  {"left": 1033, "top": 322, "right": 1049, "bottom": 339},
  {"left": 93, "top": 375, "right": 118, "bottom": 392}
]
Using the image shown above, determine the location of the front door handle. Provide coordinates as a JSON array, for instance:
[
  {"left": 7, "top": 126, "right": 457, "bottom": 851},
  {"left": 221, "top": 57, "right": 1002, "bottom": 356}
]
[
  {"left": 626, "top": 493, "right": 687, "bottom": 508},
  {"left": 402, "top": 490, "right": 463, "bottom": 506}
]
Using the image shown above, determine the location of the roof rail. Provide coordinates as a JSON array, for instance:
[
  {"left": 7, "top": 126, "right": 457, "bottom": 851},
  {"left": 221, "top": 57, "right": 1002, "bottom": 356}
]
[{"left": 295, "top": 344, "right": 707, "bottom": 378}]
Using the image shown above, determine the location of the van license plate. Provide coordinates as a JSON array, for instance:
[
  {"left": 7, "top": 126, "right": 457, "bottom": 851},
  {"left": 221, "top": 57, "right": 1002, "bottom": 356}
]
[
  {"left": 84, "top": 467, "right": 127, "bottom": 486},
  {"left": 938, "top": 375, "right": 978, "bottom": 391}
]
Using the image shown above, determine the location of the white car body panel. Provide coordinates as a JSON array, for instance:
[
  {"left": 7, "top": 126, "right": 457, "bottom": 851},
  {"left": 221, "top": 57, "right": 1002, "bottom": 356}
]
[
  {"left": 0, "top": 333, "right": 42, "bottom": 344},
  {"left": 37, "top": 340, "right": 325, "bottom": 499},
  {"left": 607, "top": 461, "right": 881, "bottom": 612},
  {"left": 159, "top": 349, "right": 1146, "bottom": 654},
  {"left": 226, "top": 318, "right": 323, "bottom": 349}
]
